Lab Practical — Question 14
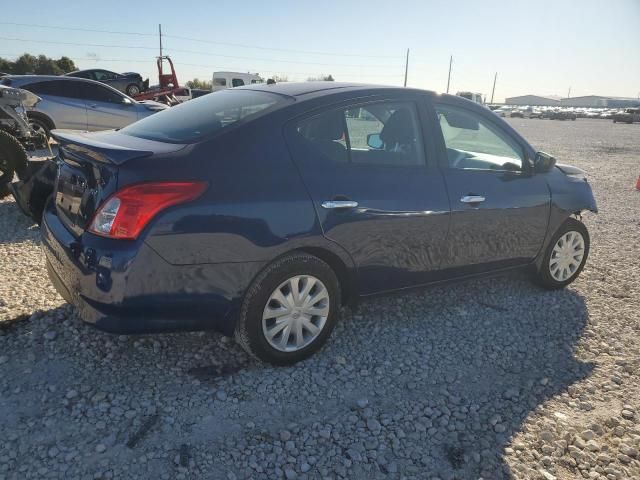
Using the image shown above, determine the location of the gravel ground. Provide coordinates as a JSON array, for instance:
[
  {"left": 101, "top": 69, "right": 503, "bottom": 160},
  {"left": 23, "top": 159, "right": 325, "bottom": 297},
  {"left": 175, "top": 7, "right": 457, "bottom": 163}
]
[{"left": 1, "top": 118, "right": 639, "bottom": 480}]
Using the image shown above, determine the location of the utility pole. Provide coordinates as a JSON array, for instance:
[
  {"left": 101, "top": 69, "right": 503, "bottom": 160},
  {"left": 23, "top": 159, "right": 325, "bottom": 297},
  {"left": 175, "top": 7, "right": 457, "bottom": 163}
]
[
  {"left": 403, "top": 48, "right": 410, "bottom": 87},
  {"left": 159, "top": 24, "right": 163, "bottom": 58},
  {"left": 446, "top": 55, "right": 452, "bottom": 93},
  {"left": 490, "top": 72, "right": 497, "bottom": 104},
  {"left": 567, "top": 86, "right": 571, "bottom": 98}
]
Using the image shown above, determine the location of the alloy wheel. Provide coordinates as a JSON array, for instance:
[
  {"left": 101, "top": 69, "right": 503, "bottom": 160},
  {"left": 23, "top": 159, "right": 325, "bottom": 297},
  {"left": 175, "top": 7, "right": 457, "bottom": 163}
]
[
  {"left": 549, "top": 231, "right": 585, "bottom": 282},
  {"left": 262, "top": 275, "right": 330, "bottom": 352}
]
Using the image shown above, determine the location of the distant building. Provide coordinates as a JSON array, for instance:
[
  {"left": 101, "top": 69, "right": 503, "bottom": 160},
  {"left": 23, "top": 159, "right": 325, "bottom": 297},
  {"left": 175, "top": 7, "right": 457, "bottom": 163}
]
[
  {"left": 505, "top": 95, "right": 560, "bottom": 106},
  {"left": 560, "top": 96, "right": 640, "bottom": 108}
]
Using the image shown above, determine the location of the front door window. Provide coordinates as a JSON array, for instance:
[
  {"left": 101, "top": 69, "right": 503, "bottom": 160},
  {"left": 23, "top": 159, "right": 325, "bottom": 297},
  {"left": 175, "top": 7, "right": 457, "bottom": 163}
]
[{"left": 436, "top": 104, "right": 524, "bottom": 172}]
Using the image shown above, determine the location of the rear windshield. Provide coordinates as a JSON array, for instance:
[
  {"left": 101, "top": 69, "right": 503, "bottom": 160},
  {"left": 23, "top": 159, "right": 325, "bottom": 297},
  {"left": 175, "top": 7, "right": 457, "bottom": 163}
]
[{"left": 121, "top": 89, "right": 286, "bottom": 143}]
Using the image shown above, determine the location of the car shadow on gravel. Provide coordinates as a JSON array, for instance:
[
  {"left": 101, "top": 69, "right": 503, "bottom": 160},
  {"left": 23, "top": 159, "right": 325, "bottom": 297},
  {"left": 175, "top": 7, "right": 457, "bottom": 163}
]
[
  {"left": 1, "top": 275, "right": 594, "bottom": 479},
  {"left": 343, "top": 275, "right": 595, "bottom": 479},
  {"left": 0, "top": 199, "right": 39, "bottom": 244}
]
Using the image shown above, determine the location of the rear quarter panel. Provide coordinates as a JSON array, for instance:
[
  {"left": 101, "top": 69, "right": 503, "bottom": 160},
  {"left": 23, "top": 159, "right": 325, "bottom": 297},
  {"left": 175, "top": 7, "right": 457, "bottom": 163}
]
[{"left": 137, "top": 114, "right": 346, "bottom": 267}]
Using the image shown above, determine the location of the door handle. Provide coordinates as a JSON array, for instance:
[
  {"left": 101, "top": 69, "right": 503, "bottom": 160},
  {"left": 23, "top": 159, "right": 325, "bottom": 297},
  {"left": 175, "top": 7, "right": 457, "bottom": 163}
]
[
  {"left": 460, "top": 195, "right": 486, "bottom": 204},
  {"left": 321, "top": 200, "right": 359, "bottom": 209}
]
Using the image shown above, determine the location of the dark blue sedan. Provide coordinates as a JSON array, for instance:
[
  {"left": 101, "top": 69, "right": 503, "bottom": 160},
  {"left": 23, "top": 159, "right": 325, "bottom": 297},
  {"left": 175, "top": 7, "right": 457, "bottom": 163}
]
[{"left": 41, "top": 83, "right": 597, "bottom": 364}]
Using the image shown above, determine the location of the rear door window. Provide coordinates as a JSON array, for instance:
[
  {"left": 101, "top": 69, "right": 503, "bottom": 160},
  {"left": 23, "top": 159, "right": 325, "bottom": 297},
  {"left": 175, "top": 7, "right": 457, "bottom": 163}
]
[
  {"left": 232, "top": 78, "right": 245, "bottom": 87},
  {"left": 296, "top": 101, "right": 426, "bottom": 167},
  {"left": 213, "top": 78, "right": 227, "bottom": 87},
  {"left": 22, "top": 80, "right": 85, "bottom": 99},
  {"left": 94, "top": 70, "right": 118, "bottom": 81},
  {"left": 71, "top": 71, "right": 93, "bottom": 79}
]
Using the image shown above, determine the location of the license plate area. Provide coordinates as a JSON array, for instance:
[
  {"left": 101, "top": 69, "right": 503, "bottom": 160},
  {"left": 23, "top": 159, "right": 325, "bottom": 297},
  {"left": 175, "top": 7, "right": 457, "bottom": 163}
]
[{"left": 55, "top": 161, "right": 92, "bottom": 233}]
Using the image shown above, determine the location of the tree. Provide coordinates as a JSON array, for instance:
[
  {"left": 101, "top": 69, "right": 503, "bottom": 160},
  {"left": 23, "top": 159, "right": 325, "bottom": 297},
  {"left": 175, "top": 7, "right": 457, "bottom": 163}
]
[
  {"left": 271, "top": 74, "right": 289, "bottom": 83},
  {"left": 185, "top": 78, "right": 212, "bottom": 90},
  {"left": 12, "top": 54, "right": 38, "bottom": 75},
  {"left": 35, "top": 55, "right": 63, "bottom": 75},
  {"left": 0, "top": 57, "right": 12, "bottom": 73},
  {"left": 56, "top": 56, "right": 76, "bottom": 73},
  {"left": 0, "top": 54, "right": 76, "bottom": 75},
  {"left": 306, "top": 74, "right": 335, "bottom": 82}
]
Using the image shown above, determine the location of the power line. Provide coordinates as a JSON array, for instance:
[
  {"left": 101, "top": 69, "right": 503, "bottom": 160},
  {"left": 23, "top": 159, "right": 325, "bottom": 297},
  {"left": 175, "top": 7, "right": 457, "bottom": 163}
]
[
  {"left": 166, "top": 47, "right": 400, "bottom": 68},
  {"left": 0, "top": 21, "right": 401, "bottom": 59},
  {"left": 0, "top": 21, "right": 154, "bottom": 36},
  {"left": 0, "top": 36, "right": 158, "bottom": 50},
  {"left": 0, "top": 36, "right": 401, "bottom": 69},
  {"left": 163, "top": 34, "right": 400, "bottom": 58}
]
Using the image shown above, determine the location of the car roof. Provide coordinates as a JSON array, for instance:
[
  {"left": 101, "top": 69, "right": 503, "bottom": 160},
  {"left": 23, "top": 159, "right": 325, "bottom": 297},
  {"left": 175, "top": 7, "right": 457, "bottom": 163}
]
[
  {"left": 3, "top": 75, "right": 122, "bottom": 88},
  {"left": 240, "top": 81, "right": 435, "bottom": 99},
  {"left": 5, "top": 74, "right": 96, "bottom": 82},
  {"left": 2, "top": 75, "right": 135, "bottom": 99},
  {"left": 69, "top": 69, "right": 115, "bottom": 74}
]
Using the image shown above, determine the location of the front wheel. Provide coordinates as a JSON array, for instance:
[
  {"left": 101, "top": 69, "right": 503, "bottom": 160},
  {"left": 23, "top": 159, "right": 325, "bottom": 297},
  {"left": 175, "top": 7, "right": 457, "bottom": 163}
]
[
  {"left": 28, "top": 117, "right": 51, "bottom": 142},
  {"left": 235, "top": 253, "right": 341, "bottom": 365},
  {"left": 532, "top": 218, "right": 590, "bottom": 289},
  {"left": 126, "top": 84, "right": 140, "bottom": 96}
]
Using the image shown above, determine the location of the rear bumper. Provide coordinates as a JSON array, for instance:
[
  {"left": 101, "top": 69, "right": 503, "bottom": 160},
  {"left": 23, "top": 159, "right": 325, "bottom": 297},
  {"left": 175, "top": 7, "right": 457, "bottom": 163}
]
[{"left": 41, "top": 200, "right": 264, "bottom": 336}]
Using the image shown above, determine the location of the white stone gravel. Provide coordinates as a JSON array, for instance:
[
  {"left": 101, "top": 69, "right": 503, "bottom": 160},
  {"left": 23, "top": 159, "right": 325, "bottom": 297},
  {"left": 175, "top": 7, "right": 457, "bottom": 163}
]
[{"left": 0, "top": 118, "right": 639, "bottom": 479}]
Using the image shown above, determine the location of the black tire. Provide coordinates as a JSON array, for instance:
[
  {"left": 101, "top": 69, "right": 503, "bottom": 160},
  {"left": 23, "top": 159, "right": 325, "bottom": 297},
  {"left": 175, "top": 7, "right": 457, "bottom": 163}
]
[
  {"left": 532, "top": 218, "right": 590, "bottom": 290},
  {"left": 126, "top": 84, "right": 140, "bottom": 96},
  {"left": 235, "top": 253, "right": 341, "bottom": 365},
  {"left": 0, "top": 130, "right": 28, "bottom": 197},
  {"left": 0, "top": 182, "right": 9, "bottom": 199}
]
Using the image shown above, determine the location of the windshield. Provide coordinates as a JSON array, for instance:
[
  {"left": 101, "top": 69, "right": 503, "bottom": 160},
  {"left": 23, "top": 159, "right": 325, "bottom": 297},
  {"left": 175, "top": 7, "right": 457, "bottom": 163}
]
[{"left": 121, "top": 89, "right": 286, "bottom": 143}]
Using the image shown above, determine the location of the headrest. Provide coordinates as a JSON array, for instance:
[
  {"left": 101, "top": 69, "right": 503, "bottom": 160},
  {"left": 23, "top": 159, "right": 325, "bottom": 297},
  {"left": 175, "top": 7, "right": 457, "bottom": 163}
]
[{"left": 380, "top": 109, "right": 414, "bottom": 145}]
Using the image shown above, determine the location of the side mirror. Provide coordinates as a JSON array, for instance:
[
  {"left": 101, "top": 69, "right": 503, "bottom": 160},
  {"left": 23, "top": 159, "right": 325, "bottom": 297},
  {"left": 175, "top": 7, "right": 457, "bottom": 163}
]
[
  {"left": 122, "top": 97, "right": 133, "bottom": 105},
  {"left": 534, "top": 151, "right": 556, "bottom": 173},
  {"left": 367, "top": 133, "right": 383, "bottom": 149}
]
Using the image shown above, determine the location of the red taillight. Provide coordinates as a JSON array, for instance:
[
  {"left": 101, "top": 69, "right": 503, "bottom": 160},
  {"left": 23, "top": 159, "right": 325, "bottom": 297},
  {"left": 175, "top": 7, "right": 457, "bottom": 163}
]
[{"left": 88, "top": 181, "right": 207, "bottom": 240}]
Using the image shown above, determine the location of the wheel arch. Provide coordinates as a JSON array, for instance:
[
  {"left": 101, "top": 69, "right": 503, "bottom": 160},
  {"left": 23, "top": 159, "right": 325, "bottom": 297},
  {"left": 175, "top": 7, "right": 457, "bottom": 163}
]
[
  {"left": 290, "top": 246, "right": 356, "bottom": 306},
  {"left": 534, "top": 205, "right": 590, "bottom": 272},
  {"left": 27, "top": 111, "right": 56, "bottom": 130}
]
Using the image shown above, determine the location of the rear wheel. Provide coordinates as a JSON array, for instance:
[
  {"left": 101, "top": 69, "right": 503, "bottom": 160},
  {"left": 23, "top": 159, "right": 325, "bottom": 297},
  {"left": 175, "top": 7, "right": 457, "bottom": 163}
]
[
  {"left": 0, "top": 130, "right": 28, "bottom": 198},
  {"left": 235, "top": 253, "right": 341, "bottom": 365},
  {"left": 532, "top": 218, "right": 590, "bottom": 289}
]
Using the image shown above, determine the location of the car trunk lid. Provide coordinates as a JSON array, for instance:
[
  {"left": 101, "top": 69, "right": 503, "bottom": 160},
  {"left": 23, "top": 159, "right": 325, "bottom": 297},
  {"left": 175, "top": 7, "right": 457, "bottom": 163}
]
[{"left": 51, "top": 130, "right": 184, "bottom": 236}]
